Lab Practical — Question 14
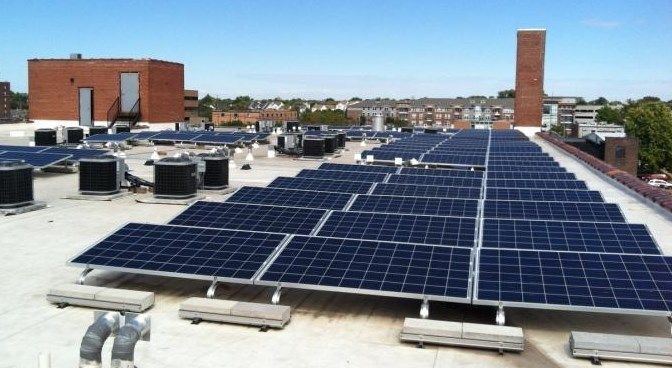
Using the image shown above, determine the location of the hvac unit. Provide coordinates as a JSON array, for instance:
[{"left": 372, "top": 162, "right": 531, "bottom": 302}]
[
  {"left": 88, "top": 126, "right": 108, "bottom": 136},
  {"left": 199, "top": 154, "right": 229, "bottom": 190},
  {"left": 277, "top": 134, "right": 298, "bottom": 150},
  {"left": 401, "top": 127, "right": 414, "bottom": 133},
  {"left": 285, "top": 121, "right": 300, "bottom": 132},
  {"left": 204, "top": 123, "right": 214, "bottom": 131},
  {"left": 255, "top": 120, "right": 274, "bottom": 133},
  {"left": 306, "top": 125, "right": 321, "bottom": 131},
  {"left": 35, "top": 128, "right": 57, "bottom": 146},
  {"left": 154, "top": 157, "right": 198, "bottom": 199},
  {"left": 323, "top": 135, "right": 337, "bottom": 154},
  {"left": 303, "top": 137, "right": 325, "bottom": 158},
  {"left": 335, "top": 132, "right": 346, "bottom": 149},
  {"left": 296, "top": 133, "right": 303, "bottom": 148},
  {"left": 65, "top": 127, "right": 84, "bottom": 144},
  {"left": 0, "top": 161, "right": 34, "bottom": 208},
  {"left": 79, "top": 156, "right": 121, "bottom": 195}
]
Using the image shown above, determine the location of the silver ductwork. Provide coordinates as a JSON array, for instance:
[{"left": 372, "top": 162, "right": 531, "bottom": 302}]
[
  {"left": 372, "top": 114, "right": 384, "bottom": 132},
  {"left": 79, "top": 312, "right": 121, "bottom": 368},
  {"left": 111, "top": 314, "right": 150, "bottom": 368}
]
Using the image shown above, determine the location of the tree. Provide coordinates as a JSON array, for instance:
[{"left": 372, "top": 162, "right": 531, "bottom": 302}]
[
  {"left": 10, "top": 91, "right": 28, "bottom": 109},
  {"left": 299, "top": 109, "right": 350, "bottom": 124},
  {"left": 595, "top": 106, "right": 624, "bottom": 125},
  {"left": 384, "top": 117, "right": 410, "bottom": 127},
  {"left": 589, "top": 97, "right": 609, "bottom": 105},
  {"left": 497, "top": 89, "right": 515, "bottom": 98},
  {"left": 549, "top": 124, "right": 566, "bottom": 136},
  {"left": 575, "top": 97, "right": 587, "bottom": 105},
  {"left": 624, "top": 102, "right": 672, "bottom": 173},
  {"left": 349, "top": 97, "right": 362, "bottom": 102}
]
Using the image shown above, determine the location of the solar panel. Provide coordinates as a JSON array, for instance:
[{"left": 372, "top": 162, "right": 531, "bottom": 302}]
[
  {"left": 318, "top": 163, "right": 399, "bottom": 173},
  {"left": 483, "top": 200, "right": 625, "bottom": 222},
  {"left": 70, "top": 223, "right": 287, "bottom": 282},
  {"left": 487, "top": 172, "right": 576, "bottom": 180},
  {"left": 0, "top": 151, "right": 71, "bottom": 168},
  {"left": 227, "top": 186, "right": 353, "bottom": 210},
  {"left": 169, "top": 201, "right": 327, "bottom": 235},
  {"left": 399, "top": 167, "right": 483, "bottom": 178},
  {"left": 360, "top": 150, "right": 421, "bottom": 161},
  {"left": 421, "top": 153, "right": 486, "bottom": 166},
  {"left": 350, "top": 195, "right": 479, "bottom": 217},
  {"left": 372, "top": 183, "right": 482, "bottom": 199},
  {"left": 387, "top": 174, "right": 482, "bottom": 188},
  {"left": 40, "top": 147, "right": 108, "bottom": 161},
  {"left": 475, "top": 248, "right": 672, "bottom": 314},
  {"left": 268, "top": 177, "right": 373, "bottom": 194},
  {"left": 487, "top": 165, "right": 567, "bottom": 173},
  {"left": 317, "top": 211, "right": 476, "bottom": 247},
  {"left": 191, "top": 135, "right": 241, "bottom": 145},
  {"left": 149, "top": 132, "right": 203, "bottom": 142},
  {"left": 296, "top": 169, "right": 387, "bottom": 183},
  {"left": 487, "top": 179, "right": 588, "bottom": 190},
  {"left": 488, "top": 160, "right": 559, "bottom": 167},
  {"left": 85, "top": 133, "right": 136, "bottom": 142},
  {"left": 486, "top": 188, "right": 604, "bottom": 202},
  {"left": 257, "top": 236, "right": 472, "bottom": 302},
  {"left": 0, "top": 145, "right": 49, "bottom": 153},
  {"left": 129, "top": 131, "right": 161, "bottom": 140},
  {"left": 482, "top": 219, "right": 660, "bottom": 254}
]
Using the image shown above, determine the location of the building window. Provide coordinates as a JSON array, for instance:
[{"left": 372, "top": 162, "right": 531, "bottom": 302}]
[{"left": 615, "top": 146, "right": 626, "bottom": 159}]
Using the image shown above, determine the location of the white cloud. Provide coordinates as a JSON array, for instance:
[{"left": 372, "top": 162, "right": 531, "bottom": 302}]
[{"left": 581, "top": 18, "right": 622, "bottom": 29}]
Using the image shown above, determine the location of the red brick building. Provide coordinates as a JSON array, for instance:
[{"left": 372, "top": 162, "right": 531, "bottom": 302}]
[
  {"left": 514, "top": 29, "right": 546, "bottom": 129},
  {"left": 28, "top": 57, "right": 184, "bottom": 129}
]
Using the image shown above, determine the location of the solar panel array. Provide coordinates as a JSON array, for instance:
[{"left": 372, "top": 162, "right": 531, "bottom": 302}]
[
  {"left": 85, "top": 130, "right": 269, "bottom": 144},
  {"left": 69, "top": 128, "right": 672, "bottom": 315},
  {"left": 0, "top": 144, "right": 107, "bottom": 167}
]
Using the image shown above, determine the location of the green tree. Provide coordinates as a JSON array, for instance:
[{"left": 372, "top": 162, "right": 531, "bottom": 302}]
[
  {"left": 595, "top": 106, "right": 624, "bottom": 125},
  {"left": 575, "top": 97, "right": 587, "bottom": 105},
  {"left": 549, "top": 124, "right": 566, "bottom": 136},
  {"left": 624, "top": 102, "right": 672, "bottom": 173},
  {"left": 384, "top": 117, "right": 410, "bottom": 127},
  {"left": 299, "top": 109, "right": 350, "bottom": 124},
  {"left": 497, "top": 89, "right": 515, "bottom": 98},
  {"left": 10, "top": 91, "right": 28, "bottom": 109},
  {"left": 589, "top": 97, "right": 609, "bottom": 105}
]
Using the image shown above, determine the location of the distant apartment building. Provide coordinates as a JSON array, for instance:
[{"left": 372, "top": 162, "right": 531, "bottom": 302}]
[
  {"left": 351, "top": 98, "right": 514, "bottom": 126},
  {"left": 0, "top": 81, "right": 10, "bottom": 119},
  {"left": 212, "top": 111, "right": 260, "bottom": 125},
  {"left": 542, "top": 97, "right": 577, "bottom": 130},
  {"left": 573, "top": 105, "right": 603, "bottom": 124},
  {"left": 212, "top": 109, "right": 297, "bottom": 125},
  {"left": 184, "top": 89, "right": 199, "bottom": 121},
  {"left": 572, "top": 123, "right": 625, "bottom": 138}
]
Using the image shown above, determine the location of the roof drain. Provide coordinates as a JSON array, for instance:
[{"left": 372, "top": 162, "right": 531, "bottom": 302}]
[
  {"left": 79, "top": 312, "right": 121, "bottom": 368},
  {"left": 111, "top": 314, "right": 150, "bottom": 368}
]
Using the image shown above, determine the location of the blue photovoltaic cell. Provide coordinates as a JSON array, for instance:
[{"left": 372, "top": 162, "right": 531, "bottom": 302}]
[
  {"left": 486, "top": 188, "right": 604, "bottom": 202},
  {"left": 372, "top": 183, "right": 481, "bottom": 199},
  {"left": 268, "top": 177, "right": 373, "bottom": 194},
  {"left": 476, "top": 248, "right": 672, "bottom": 312},
  {"left": 350, "top": 195, "right": 479, "bottom": 217},
  {"left": 0, "top": 151, "right": 71, "bottom": 168},
  {"left": 191, "top": 135, "right": 241, "bottom": 144},
  {"left": 318, "top": 163, "right": 399, "bottom": 173},
  {"left": 296, "top": 169, "right": 387, "bottom": 183},
  {"left": 483, "top": 200, "right": 625, "bottom": 222},
  {"left": 360, "top": 150, "right": 422, "bottom": 161},
  {"left": 487, "top": 165, "right": 567, "bottom": 173},
  {"left": 421, "top": 154, "right": 486, "bottom": 166},
  {"left": 387, "top": 174, "right": 482, "bottom": 188},
  {"left": 227, "top": 186, "right": 353, "bottom": 210},
  {"left": 70, "top": 223, "right": 286, "bottom": 280},
  {"left": 487, "top": 172, "right": 576, "bottom": 180},
  {"left": 487, "top": 179, "right": 588, "bottom": 190},
  {"left": 488, "top": 160, "right": 559, "bottom": 167},
  {"left": 399, "top": 167, "right": 483, "bottom": 178},
  {"left": 130, "top": 131, "right": 161, "bottom": 140},
  {"left": 169, "top": 201, "right": 326, "bottom": 235},
  {"left": 149, "top": 132, "right": 203, "bottom": 141},
  {"left": 258, "top": 236, "right": 472, "bottom": 301},
  {"left": 0, "top": 145, "right": 49, "bottom": 152},
  {"left": 482, "top": 219, "right": 660, "bottom": 254},
  {"left": 317, "top": 211, "right": 476, "bottom": 247},
  {"left": 40, "top": 147, "right": 108, "bottom": 160},
  {"left": 85, "top": 133, "right": 136, "bottom": 142}
]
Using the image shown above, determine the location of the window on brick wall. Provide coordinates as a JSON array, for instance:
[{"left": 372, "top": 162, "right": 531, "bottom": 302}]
[{"left": 615, "top": 146, "right": 626, "bottom": 159}]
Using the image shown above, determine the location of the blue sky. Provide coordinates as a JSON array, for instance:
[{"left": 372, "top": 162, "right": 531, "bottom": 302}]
[{"left": 1, "top": 0, "right": 670, "bottom": 100}]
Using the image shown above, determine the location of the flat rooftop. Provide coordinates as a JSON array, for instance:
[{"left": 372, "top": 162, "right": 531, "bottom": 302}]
[{"left": 0, "top": 123, "right": 671, "bottom": 367}]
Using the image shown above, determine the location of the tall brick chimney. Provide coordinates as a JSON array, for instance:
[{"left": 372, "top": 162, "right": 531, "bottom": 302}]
[{"left": 514, "top": 29, "right": 546, "bottom": 129}]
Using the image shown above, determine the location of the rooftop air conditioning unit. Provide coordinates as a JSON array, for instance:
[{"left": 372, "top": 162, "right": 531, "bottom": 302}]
[
  {"left": 153, "top": 157, "right": 198, "bottom": 199},
  {"left": 0, "top": 161, "right": 35, "bottom": 208}
]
